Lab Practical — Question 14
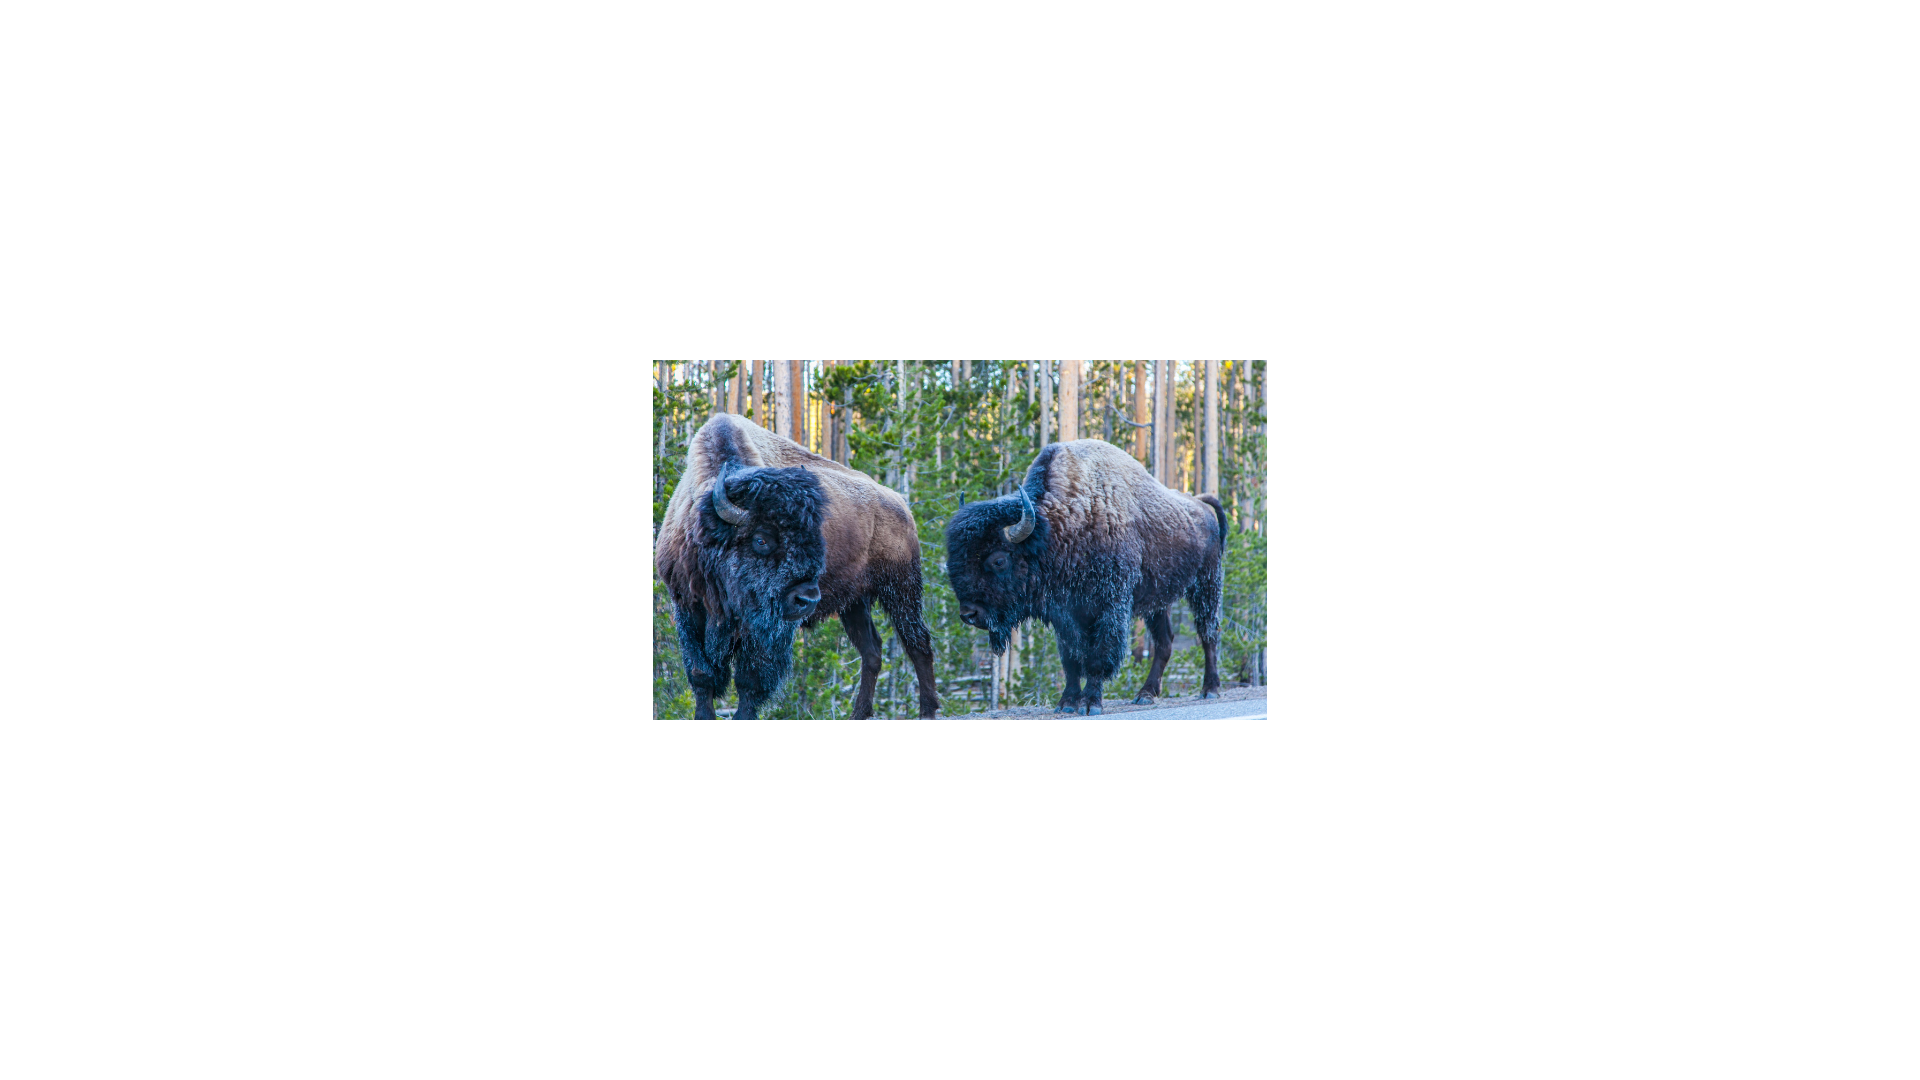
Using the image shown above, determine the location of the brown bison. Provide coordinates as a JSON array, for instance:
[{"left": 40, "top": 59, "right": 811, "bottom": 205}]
[
  {"left": 944, "top": 439, "right": 1227, "bottom": 714},
  {"left": 656, "top": 413, "right": 940, "bottom": 720}
]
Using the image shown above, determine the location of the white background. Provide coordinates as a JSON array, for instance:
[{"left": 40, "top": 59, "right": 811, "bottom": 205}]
[{"left": 4, "top": 1, "right": 1916, "bottom": 1076}]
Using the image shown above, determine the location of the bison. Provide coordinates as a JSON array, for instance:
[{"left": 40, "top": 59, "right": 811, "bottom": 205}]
[
  {"left": 656, "top": 413, "right": 940, "bottom": 720},
  {"left": 944, "top": 439, "right": 1227, "bottom": 715}
]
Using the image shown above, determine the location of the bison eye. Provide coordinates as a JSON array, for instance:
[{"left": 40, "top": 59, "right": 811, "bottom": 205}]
[
  {"left": 986, "top": 551, "right": 1010, "bottom": 572},
  {"left": 752, "top": 533, "right": 774, "bottom": 555}
]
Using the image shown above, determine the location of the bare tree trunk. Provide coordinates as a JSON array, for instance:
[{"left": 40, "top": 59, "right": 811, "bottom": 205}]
[
  {"left": 821, "top": 359, "right": 831, "bottom": 455},
  {"left": 1155, "top": 359, "right": 1174, "bottom": 486},
  {"left": 1226, "top": 360, "right": 1239, "bottom": 525},
  {"left": 794, "top": 360, "right": 808, "bottom": 448},
  {"left": 1132, "top": 358, "right": 1147, "bottom": 463},
  {"left": 895, "top": 358, "right": 906, "bottom": 492},
  {"left": 1100, "top": 361, "right": 1112, "bottom": 444},
  {"left": 989, "top": 651, "right": 999, "bottom": 712},
  {"left": 1028, "top": 361, "right": 1037, "bottom": 450},
  {"left": 1239, "top": 358, "right": 1252, "bottom": 529},
  {"left": 1204, "top": 357, "right": 1220, "bottom": 494},
  {"left": 1038, "top": 362, "right": 1051, "bottom": 451},
  {"left": 1253, "top": 360, "right": 1264, "bottom": 533},
  {"left": 838, "top": 384, "right": 852, "bottom": 464},
  {"left": 905, "top": 361, "right": 918, "bottom": 500},
  {"left": 1001, "top": 360, "right": 1017, "bottom": 480},
  {"left": 772, "top": 359, "right": 793, "bottom": 439},
  {"left": 656, "top": 362, "right": 669, "bottom": 478},
  {"left": 1189, "top": 362, "right": 1203, "bottom": 492},
  {"left": 1058, "top": 358, "right": 1080, "bottom": 442}
]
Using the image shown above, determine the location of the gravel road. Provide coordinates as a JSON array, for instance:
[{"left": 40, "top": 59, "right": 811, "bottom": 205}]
[{"left": 933, "top": 683, "right": 1266, "bottom": 721}]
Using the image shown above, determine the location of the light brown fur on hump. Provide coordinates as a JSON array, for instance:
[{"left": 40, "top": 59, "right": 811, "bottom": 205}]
[
  {"left": 1036, "top": 439, "right": 1214, "bottom": 567},
  {"left": 656, "top": 413, "right": 918, "bottom": 611}
]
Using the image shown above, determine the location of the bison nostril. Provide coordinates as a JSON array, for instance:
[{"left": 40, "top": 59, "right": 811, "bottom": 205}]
[{"left": 788, "top": 582, "right": 821, "bottom": 606}]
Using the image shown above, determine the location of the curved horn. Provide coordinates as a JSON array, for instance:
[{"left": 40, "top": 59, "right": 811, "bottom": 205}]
[
  {"left": 710, "top": 466, "right": 752, "bottom": 526},
  {"left": 1002, "top": 486, "right": 1036, "bottom": 543}
]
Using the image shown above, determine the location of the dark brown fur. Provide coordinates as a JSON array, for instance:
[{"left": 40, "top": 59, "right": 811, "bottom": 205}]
[
  {"left": 658, "top": 413, "right": 940, "bottom": 719},
  {"left": 944, "top": 439, "right": 1226, "bottom": 714}
]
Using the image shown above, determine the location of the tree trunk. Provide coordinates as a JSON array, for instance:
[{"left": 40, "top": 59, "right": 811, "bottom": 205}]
[
  {"left": 1132, "top": 358, "right": 1147, "bottom": 463},
  {"left": 772, "top": 359, "right": 793, "bottom": 439},
  {"left": 1226, "top": 360, "right": 1239, "bottom": 525},
  {"left": 1204, "top": 357, "right": 1220, "bottom": 494},
  {"left": 1155, "top": 359, "right": 1174, "bottom": 485},
  {"left": 1189, "top": 363, "right": 1202, "bottom": 492},
  {"left": 1253, "top": 360, "right": 1264, "bottom": 532},
  {"left": 1038, "top": 362, "right": 1051, "bottom": 451},
  {"left": 1057, "top": 358, "right": 1080, "bottom": 442},
  {"left": 656, "top": 362, "right": 669, "bottom": 472},
  {"left": 838, "top": 385, "right": 852, "bottom": 464},
  {"left": 1028, "top": 361, "right": 1037, "bottom": 450},
  {"left": 905, "top": 360, "right": 918, "bottom": 500},
  {"left": 1001, "top": 360, "right": 1017, "bottom": 480},
  {"left": 1238, "top": 358, "right": 1252, "bottom": 529},
  {"left": 794, "top": 359, "right": 808, "bottom": 448}
]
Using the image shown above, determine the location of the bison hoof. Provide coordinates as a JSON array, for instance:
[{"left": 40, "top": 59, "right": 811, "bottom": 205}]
[
  {"left": 1202, "top": 691, "right": 1219, "bottom": 699},
  {"left": 1133, "top": 695, "right": 1153, "bottom": 705},
  {"left": 1084, "top": 704, "right": 1102, "bottom": 716}
]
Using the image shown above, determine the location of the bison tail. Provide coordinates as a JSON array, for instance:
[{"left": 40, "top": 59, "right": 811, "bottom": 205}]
[{"left": 1198, "top": 494, "right": 1227, "bottom": 550}]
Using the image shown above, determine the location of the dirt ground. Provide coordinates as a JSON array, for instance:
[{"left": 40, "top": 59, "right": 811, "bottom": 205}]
[{"left": 935, "top": 682, "right": 1267, "bottom": 721}]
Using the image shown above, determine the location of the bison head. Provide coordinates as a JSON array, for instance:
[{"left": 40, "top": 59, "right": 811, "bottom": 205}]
[
  {"left": 696, "top": 462, "right": 828, "bottom": 683},
  {"left": 943, "top": 485, "right": 1047, "bottom": 654}
]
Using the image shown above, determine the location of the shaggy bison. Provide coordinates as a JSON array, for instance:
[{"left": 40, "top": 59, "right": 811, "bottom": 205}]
[
  {"left": 656, "top": 413, "right": 940, "bottom": 720},
  {"left": 944, "top": 439, "right": 1226, "bottom": 715}
]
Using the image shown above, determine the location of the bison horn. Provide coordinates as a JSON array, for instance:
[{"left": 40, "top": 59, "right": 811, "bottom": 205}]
[
  {"left": 1003, "top": 486, "right": 1036, "bottom": 543},
  {"left": 710, "top": 466, "right": 753, "bottom": 526}
]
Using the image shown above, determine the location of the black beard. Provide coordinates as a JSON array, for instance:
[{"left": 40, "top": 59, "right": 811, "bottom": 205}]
[
  {"left": 985, "top": 614, "right": 1019, "bottom": 655},
  {"left": 730, "top": 604, "right": 800, "bottom": 692}
]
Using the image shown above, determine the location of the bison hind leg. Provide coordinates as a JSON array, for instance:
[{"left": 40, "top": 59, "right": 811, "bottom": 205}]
[
  {"left": 1187, "top": 560, "right": 1226, "bottom": 699},
  {"left": 840, "top": 600, "right": 885, "bottom": 721},
  {"left": 875, "top": 582, "right": 941, "bottom": 719},
  {"left": 1134, "top": 608, "right": 1175, "bottom": 703}
]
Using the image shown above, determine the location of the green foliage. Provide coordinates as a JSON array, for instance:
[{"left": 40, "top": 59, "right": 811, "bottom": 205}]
[{"left": 653, "top": 359, "right": 1266, "bottom": 719}]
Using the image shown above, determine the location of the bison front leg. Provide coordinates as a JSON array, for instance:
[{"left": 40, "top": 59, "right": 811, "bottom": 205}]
[
  {"left": 1074, "top": 607, "right": 1132, "bottom": 716},
  {"left": 840, "top": 600, "right": 885, "bottom": 720},
  {"left": 1056, "top": 654, "right": 1086, "bottom": 713},
  {"left": 1049, "top": 616, "right": 1088, "bottom": 712},
  {"left": 1133, "top": 608, "right": 1174, "bottom": 704},
  {"left": 672, "top": 599, "right": 733, "bottom": 720}
]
